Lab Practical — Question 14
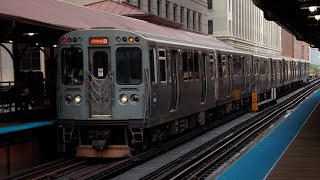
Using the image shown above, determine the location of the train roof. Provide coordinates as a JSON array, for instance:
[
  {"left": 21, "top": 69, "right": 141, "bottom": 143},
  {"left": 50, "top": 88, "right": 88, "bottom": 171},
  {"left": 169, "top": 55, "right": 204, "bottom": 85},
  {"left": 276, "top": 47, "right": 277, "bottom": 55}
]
[{"left": 0, "top": 0, "right": 234, "bottom": 51}]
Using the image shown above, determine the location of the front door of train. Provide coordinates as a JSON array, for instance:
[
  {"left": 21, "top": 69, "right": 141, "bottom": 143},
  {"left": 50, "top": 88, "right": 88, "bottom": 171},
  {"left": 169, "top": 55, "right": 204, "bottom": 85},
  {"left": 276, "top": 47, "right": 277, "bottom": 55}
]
[{"left": 88, "top": 48, "right": 112, "bottom": 119}]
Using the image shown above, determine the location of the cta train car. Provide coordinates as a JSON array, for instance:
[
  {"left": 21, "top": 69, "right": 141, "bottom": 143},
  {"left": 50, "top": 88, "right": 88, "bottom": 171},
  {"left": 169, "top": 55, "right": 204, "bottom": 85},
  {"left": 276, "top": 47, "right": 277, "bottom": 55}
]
[{"left": 57, "top": 28, "right": 309, "bottom": 158}]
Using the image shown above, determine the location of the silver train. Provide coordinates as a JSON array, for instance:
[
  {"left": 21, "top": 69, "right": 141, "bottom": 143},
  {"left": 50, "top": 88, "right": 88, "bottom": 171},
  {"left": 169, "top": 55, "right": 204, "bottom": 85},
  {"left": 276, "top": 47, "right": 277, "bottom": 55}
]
[{"left": 57, "top": 28, "right": 309, "bottom": 158}]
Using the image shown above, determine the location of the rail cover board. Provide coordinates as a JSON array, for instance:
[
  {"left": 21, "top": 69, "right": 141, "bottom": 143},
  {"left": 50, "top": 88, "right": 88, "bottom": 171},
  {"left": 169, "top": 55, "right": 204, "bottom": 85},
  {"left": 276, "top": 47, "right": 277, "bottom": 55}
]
[{"left": 215, "top": 90, "right": 320, "bottom": 180}]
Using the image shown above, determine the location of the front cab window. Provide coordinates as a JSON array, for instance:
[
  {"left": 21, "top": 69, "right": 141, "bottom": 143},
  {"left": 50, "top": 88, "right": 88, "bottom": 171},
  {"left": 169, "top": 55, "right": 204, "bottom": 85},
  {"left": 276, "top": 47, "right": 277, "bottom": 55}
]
[
  {"left": 61, "top": 48, "right": 84, "bottom": 85},
  {"left": 116, "top": 47, "right": 142, "bottom": 85}
]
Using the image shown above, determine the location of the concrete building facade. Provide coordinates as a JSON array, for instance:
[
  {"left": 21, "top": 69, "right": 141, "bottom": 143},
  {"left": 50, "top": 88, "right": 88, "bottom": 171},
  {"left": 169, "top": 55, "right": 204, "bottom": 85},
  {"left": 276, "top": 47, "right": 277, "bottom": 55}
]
[
  {"left": 124, "top": 0, "right": 208, "bottom": 34},
  {"left": 66, "top": 0, "right": 209, "bottom": 34},
  {"left": 208, "top": 0, "right": 281, "bottom": 55}
]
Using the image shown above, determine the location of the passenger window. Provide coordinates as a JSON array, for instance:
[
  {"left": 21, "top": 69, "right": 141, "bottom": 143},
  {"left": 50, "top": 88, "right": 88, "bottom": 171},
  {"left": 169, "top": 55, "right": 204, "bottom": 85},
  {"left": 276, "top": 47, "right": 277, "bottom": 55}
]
[
  {"left": 149, "top": 47, "right": 157, "bottom": 83},
  {"left": 194, "top": 51, "right": 199, "bottom": 80},
  {"left": 159, "top": 49, "right": 167, "bottom": 83},
  {"left": 209, "top": 53, "right": 215, "bottom": 79},
  {"left": 222, "top": 55, "right": 227, "bottom": 77},
  {"left": 188, "top": 51, "right": 194, "bottom": 81},
  {"left": 182, "top": 51, "right": 189, "bottom": 81},
  {"left": 246, "top": 59, "right": 251, "bottom": 75},
  {"left": 233, "top": 58, "right": 237, "bottom": 77}
]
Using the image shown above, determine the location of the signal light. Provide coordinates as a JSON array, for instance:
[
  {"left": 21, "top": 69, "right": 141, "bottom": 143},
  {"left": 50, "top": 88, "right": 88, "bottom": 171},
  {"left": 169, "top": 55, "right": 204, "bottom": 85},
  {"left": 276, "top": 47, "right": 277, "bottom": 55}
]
[
  {"left": 67, "top": 38, "right": 72, "bottom": 43},
  {"left": 62, "top": 38, "right": 67, "bottom": 43},
  {"left": 135, "top": 37, "right": 140, "bottom": 42},
  {"left": 128, "top": 37, "right": 134, "bottom": 43},
  {"left": 73, "top": 38, "right": 77, "bottom": 43},
  {"left": 116, "top": 37, "right": 121, "bottom": 42},
  {"left": 78, "top": 37, "right": 82, "bottom": 43},
  {"left": 122, "top": 37, "right": 127, "bottom": 42}
]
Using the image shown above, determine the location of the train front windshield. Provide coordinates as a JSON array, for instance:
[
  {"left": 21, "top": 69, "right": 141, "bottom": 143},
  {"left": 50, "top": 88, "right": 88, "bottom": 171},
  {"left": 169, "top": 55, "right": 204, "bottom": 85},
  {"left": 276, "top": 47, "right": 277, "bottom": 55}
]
[
  {"left": 61, "top": 48, "right": 84, "bottom": 85},
  {"left": 116, "top": 47, "right": 142, "bottom": 85}
]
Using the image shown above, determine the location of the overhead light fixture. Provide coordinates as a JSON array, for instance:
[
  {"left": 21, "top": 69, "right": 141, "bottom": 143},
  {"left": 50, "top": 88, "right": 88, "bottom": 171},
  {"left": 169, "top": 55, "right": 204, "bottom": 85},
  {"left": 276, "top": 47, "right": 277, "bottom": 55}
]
[
  {"left": 315, "top": 15, "right": 320, "bottom": 20},
  {"left": 8, "top": 40, "right": 13, "bottom": 43},
  {"left": 23, "top": 32, "right": 39, "bottom": 36},
  {"left": 53, "top": 45, "right": 57, "bottom": 48},
  {"left": 309, "top": 6, "right": 317, "bottom": 13}
]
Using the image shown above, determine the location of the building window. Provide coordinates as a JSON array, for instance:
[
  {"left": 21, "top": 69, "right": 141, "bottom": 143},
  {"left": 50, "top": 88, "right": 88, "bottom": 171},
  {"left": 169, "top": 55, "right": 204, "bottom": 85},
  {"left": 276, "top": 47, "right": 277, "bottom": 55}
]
[
  {"left": 20, "top": 46, "right": 41, "bottom": 70},
  {"left": 208, "top": 20, "right": 213, "bottom": 34},
  {"left": 187, "top": 9, "right": 190, "bottom": 28},
  {"left": 193, "top": 12, "right": 196, "bottom": 30},
  {"left": 301, "top": 45, "right": 304, "bottom": 59},
  {"left": 166, "top": 1, "right": 169, "bottom": 19},
  {"left": 148, "top": 0, "right": 151, "bottom": 12},
  {"left": 137, "top": 0, "right": 141, "bottom": 9},
  {"left": 157, "top": 0, "right": 161, "bottom": 16},
  {"left": 208, "top": 0, "right": 212, "bottom": 10},
  {"left": 180, "top": 7, "right": 184, "bottom": 23},
  {"left": 173, "top": 4, "right": 177, "bottom": 21},
  {"left": 198, "top": 14, "right": 201, "bottom": 32}
]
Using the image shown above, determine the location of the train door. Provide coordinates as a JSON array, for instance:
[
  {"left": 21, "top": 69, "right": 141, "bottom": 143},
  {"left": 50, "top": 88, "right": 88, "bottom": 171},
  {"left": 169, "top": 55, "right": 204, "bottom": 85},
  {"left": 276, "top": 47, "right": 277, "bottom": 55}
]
[
  {"left": 200, "top": 52, "right": 207, "bottom": 103},
  {"left": 170, "top": 50, "right": 180, "bottom": 111},
  {"left": 88, "top": 48, "right": 112, "bottom": 118},
  {"left": 227, "top": 55, "right": 232, "bottom": 96}
]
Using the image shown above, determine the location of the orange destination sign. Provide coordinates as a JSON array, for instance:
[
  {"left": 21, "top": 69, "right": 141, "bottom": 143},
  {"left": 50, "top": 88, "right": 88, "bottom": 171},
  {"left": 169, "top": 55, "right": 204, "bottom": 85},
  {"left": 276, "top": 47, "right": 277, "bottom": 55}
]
[{"left": 89, "top": 37, "right": 108, "bottom": 45}]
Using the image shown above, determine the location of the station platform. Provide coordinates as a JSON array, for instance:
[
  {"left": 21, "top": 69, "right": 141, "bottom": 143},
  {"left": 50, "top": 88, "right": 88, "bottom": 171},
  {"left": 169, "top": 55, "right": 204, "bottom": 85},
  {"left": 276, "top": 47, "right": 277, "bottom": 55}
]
[
  {"left": 0, "top": 110, "right": 57, "bottom": 177},
  {"left": 212, "top": 89, "right": 320, "bottom": 180},
  {"left": 0, "top": 108, "right": 56, "bottom": 135}
]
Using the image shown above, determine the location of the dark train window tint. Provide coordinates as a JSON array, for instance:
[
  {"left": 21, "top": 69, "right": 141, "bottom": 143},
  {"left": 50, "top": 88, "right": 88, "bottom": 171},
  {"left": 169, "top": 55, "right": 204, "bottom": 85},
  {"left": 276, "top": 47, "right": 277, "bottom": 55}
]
[
  {"left": 241, "top": 57, "right": 245, "bottom": 75},
  {"left": 116, "top": 47, "right": 142, "bottom": 85},
  {"left": 209, "top": 54, "right": 215, "bottom": 78},
  {"left": 222, "top": 56, "right": 227, "bottom": 77},
  {"left": 246, "top": 59, "right": 251, "bottom": 75},
  {"left": 188, "top": 51, "right": 194, "bottom": 81},
  {"left": 149, "top": 48, "right": 156, "bottom": 83},
  {"left": 233, "top": 58, "right": 238, "bottom": 77},
  {"left": 61, "top": 48, "right": 84, "bottom": 85},
  {"left": 159, "top": 49, "right": 167, "bottom": 83},
  {"left": 93, "top": 51, "right": 109, "bottom": 79},
  {"left": 194, "top": 51, "right": 199, "bottom": 80},
  {"left": 226, "top": 56, "right": 231, "bottom": 77},
  {"left": 182, "top": 51, "right": 189, "bottom": 81}
]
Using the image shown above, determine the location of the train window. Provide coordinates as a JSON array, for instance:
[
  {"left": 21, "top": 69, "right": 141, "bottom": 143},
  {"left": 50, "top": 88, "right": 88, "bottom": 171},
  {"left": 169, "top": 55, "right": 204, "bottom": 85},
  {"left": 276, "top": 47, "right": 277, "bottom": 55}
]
[
  {"left": 222, "top": 56, "right": 228, "bottom": 77},
  {"left": 116, "top": 47, "right": 142, "bottom": 85},
  {"left": 226, "top": 56, "right": 231, "bottom": 77},
  {"left": 233, "top": 58, "right": 237, "bottom": 77},
  {"left": 149, "top": 47, "right": 157, "bottom": 83},
  {"left": 218, "top": 55, "right": 224, "bottom": 78},
  {"left": 159, "top": 49, "right": 167, "bottom": 83},
  {"left": 194, "top": 51, "right": 199, "bottom": 80},
  {"left": 92, "top": 51, "right": 109, "bottom": 79},
  {"left": 241, "top": 56, "right": 245, "bottom": 75},
  {"left": 182, "top": 51, "right": 189, "bottom": 81},
  {"left": 264, "top": 61, "right": 268, "bottom": 74},
  {"left": 209, "top": 53, "right": 215, "bottom": 79},
  {"left": 188, "top": 51, "right": 194, "bottom": 81},
  {"left": 246, "top": 59, "right": 251, "bottom": 75},
  {"left": 61, "top": 48, "right": 84, "bottom": 85},
  {"left": 258, "top": 59, "right": 265, "bottom": 75}
]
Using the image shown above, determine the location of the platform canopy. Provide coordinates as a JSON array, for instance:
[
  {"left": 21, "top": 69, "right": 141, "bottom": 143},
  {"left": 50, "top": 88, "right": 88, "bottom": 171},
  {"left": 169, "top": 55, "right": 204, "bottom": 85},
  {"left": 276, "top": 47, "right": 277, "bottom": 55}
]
[
  {"left": 0, "top": 0, "right": 232, "bottom": 49},
  {"left": 253, "top": 0, "right": 320, "bottom": 49}
]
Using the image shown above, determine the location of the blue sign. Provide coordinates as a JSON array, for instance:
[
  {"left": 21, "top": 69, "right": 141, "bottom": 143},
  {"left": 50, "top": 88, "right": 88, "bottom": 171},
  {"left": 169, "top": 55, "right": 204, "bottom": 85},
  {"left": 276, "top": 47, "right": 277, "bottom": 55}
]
[{"left": 153, "top": 93, "right": 157, "bottom": 107}]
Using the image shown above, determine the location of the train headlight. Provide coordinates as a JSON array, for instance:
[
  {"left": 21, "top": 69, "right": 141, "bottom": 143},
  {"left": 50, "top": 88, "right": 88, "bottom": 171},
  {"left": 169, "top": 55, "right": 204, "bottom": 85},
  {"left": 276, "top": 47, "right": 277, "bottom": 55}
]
[
  {"left": 65, "top": 95, "right": 73, "bottom": 104},
  {"left": 131, "top": 94, "right": 140, "bottom": 104},
  {"left": 119, "top": 94, "right": 128, "bottom": 104},
  {"left": 74, "top": 95, "right": 82, "bottom": 104}
]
